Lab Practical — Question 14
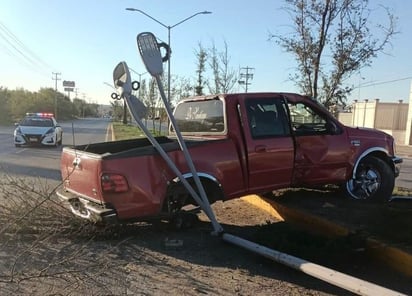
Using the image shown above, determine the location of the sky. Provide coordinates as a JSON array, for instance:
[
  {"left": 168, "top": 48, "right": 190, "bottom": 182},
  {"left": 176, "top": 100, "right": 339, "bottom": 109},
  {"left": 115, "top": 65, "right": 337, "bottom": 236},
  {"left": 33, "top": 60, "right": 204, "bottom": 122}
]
[{"left": 1, "top": 0, "right": 412, "bottom": 106}]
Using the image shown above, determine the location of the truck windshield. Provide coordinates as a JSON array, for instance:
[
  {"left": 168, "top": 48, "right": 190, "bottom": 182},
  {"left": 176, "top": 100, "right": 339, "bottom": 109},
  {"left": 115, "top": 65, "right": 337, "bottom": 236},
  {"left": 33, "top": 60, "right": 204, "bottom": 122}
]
[{"left": 172, "top": 99, "right": 225, "bottom": 134}]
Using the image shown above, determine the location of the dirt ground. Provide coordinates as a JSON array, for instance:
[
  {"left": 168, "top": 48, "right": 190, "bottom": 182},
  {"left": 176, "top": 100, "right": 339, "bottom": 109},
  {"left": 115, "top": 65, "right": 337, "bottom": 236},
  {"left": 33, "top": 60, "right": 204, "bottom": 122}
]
[
  {"left": 268, "top": 188, "right": 412, "bottom": 251},
  {"left": 0, "top": 189, "right": 411, "bottom": 296}
]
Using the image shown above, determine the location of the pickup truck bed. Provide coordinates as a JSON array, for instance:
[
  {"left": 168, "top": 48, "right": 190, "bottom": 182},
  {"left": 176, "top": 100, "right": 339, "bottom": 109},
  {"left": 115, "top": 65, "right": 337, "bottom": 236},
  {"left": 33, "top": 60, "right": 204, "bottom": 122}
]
[{"left": 58, "top": 134, "right": 245, "bottom": 223}]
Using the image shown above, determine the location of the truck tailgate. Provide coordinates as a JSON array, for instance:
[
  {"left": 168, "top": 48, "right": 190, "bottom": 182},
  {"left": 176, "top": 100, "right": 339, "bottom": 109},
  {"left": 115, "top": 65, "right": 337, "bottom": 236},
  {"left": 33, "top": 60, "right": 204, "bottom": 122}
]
[{"left": 60, "top": 147, "right": 103, "bottom": 203}]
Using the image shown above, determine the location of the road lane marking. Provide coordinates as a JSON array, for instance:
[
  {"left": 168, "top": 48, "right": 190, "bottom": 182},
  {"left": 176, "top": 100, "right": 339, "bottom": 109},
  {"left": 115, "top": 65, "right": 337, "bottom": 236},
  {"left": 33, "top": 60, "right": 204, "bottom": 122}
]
[{"left": 14, "top": 148, "right": 28, "bottom": 154}]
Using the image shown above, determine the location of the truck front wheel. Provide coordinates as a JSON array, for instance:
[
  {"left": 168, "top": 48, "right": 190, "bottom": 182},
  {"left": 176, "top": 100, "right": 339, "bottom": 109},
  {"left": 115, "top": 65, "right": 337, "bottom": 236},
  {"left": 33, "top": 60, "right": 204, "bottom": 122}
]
[{"left": 344, "top": 156, "right": 394, "bottom": 202}]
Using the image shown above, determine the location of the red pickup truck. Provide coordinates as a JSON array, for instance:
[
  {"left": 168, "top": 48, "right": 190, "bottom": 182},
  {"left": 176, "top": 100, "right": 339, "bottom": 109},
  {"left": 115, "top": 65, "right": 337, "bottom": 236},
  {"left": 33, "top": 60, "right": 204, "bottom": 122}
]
[{"left": 57, "top": 92, "right": 402, "bottom": 224}]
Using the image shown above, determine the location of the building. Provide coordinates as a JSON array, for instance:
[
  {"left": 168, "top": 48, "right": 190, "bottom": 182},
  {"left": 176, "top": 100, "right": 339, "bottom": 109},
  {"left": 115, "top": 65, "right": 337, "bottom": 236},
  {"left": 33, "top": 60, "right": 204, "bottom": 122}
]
[{"left": 338, "top": 84, "right": 412, "bottom": 146}]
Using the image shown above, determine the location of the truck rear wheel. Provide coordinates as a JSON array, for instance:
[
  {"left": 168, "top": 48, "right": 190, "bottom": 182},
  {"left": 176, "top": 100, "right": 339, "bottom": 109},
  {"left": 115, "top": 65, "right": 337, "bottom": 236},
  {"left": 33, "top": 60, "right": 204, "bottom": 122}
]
[
  {"left": 170, "top": 211, "right": 199, "bottom": 230},
  {"left": 344, "top": 156, "right": 394, "bottom": 202}
]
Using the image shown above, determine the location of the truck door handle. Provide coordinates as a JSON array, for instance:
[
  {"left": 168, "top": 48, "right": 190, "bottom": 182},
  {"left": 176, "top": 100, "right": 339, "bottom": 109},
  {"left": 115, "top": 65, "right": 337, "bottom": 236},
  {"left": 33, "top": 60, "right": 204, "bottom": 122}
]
[{"left": 255, "top": 145, "right": 267, "bottom": 152}]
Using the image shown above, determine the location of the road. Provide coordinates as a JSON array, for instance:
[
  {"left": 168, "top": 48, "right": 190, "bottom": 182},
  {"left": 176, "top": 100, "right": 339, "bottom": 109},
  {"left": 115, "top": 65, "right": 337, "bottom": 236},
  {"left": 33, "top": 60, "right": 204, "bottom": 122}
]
[
  {"left": 0, "top": 118, "right": 111, "bottom": 187},
  {"left": 396, "top": 157, "right": 412, "bottom": 189}
]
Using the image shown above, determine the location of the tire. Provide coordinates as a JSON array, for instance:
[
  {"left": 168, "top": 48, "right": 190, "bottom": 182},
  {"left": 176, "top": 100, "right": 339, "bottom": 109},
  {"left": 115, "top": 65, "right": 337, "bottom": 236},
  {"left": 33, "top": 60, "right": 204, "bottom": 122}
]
[
  {"left": 344, "top": 156, "right": 394, "bottom": 202},
  {"left": 58, "top": 133, "right": 63, "bottom": 145},
  {"left": 170, "top": 212, "right": 199, "bottom": 230}
]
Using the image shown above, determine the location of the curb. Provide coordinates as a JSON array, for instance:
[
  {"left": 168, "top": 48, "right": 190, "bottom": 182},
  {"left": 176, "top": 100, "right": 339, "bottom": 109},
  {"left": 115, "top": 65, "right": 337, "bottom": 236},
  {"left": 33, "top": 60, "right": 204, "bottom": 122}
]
[
  {"left": 241, "top": 195, "right": 412, "bottom": 277},
  {"left": 111, "top": 123, "right": 116, "bottom": 141},
  {"left": 105, "top": 123, "right": 116, "bottom": 142}
]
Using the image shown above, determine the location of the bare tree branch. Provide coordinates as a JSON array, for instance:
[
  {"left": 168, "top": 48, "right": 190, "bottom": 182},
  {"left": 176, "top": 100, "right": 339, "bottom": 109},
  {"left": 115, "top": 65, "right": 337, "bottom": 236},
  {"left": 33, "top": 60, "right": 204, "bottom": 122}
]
[{"left": 270, "top": 0, "right": 398, "bottom": 107}]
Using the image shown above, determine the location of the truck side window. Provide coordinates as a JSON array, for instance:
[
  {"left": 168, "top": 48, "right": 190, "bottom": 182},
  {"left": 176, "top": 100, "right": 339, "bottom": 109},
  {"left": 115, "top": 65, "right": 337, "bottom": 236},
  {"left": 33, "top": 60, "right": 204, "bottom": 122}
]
[
  {"left": 246, "top": 98, "right": 290, "bottom": 138},
  {"left": 288, "top": 102, "right": 328, "bottom": 135}
]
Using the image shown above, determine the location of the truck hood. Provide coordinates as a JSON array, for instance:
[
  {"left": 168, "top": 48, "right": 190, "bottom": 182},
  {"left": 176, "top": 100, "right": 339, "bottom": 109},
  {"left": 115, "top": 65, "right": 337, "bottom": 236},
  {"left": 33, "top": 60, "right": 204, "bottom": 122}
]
[
  {"left": 346, "top": 126, "right": 392, "bottom": 140},
  {"left": 345, "top": 126, "right": 394, "bottom": 155}
]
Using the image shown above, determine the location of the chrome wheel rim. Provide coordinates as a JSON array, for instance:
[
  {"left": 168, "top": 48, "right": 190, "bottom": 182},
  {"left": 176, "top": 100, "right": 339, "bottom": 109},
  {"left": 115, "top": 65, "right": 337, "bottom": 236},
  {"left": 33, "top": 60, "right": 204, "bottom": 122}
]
[{"left": 347, "top": 166, "right": 380, "bottom": 200}]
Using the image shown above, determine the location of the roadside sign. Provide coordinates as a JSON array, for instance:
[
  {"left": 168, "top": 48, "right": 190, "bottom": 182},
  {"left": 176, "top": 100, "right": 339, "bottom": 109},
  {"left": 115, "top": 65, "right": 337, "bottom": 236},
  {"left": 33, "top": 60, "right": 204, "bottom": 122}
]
[{"left": 63, "top": 80, "right": 75, "bottom": 87}]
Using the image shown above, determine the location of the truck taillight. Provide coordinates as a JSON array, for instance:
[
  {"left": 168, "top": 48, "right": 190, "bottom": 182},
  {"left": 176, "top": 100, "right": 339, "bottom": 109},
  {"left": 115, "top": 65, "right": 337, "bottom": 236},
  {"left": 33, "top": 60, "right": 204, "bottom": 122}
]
[{"left": 101, "top": 174, "right": 129, "bottom": 193}]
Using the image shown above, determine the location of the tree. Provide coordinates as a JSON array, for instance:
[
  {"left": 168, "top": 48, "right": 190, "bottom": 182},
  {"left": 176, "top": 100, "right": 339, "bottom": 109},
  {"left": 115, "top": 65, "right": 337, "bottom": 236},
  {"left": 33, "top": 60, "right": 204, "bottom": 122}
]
[
  {"left": 147, "top": 78, "right": 158, "bottom": 121},
  {"left": 0, "top": 87, "right": 12, "bottom": 124},
  {"left": 73, "top": 98, "right": 87, "bottom": 117},
  {"left": 194, "top": 43, "right": 208, "bottom": 95},
  {"left": 0, "top": 86, "right": 97, "bottom": 123},
  {"left": 207, "top": 40, "right": 238, "bottom": 94},
  {"left": 270, "top": 0, "right": 397, "bottom": 107},
  {"left": 110, "top": 100, "right": 123, "bottom": 121},
  {"left": 137, "top": 78, "right": 148, "bottom": 123},
  {"left": 175, "top": 77, "right": 194, "bottom": 102}
]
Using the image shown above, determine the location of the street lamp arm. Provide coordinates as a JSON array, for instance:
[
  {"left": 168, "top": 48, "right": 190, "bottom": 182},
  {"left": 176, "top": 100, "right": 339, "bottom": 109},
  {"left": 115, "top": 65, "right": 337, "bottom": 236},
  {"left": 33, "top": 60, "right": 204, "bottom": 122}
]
[
  {"left": 125, "top": 8, "right": 168, "bottom": 29},
  {"left": 129, "top": 67, "right": 148, "bottom": 77},
  {"left": 103, "top": 82, "right": 115, "bottom": 90},
  {"left": 126, "top": 8, "right": 212, "bottom": 105},
  {"left": 170, "top": 11, "right": 212, "bottom": 29}
]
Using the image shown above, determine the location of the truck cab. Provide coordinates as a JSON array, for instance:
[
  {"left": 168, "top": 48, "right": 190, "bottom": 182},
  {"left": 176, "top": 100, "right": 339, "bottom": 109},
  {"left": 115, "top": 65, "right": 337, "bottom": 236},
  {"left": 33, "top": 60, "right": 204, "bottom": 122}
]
[{"left": 173, "top": 92, "right": 401, "bottom": 202}]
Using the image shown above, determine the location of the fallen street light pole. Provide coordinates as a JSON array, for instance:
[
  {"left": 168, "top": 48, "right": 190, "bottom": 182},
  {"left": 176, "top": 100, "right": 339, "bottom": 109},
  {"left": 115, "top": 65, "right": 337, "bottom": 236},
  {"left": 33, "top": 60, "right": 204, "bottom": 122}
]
[
  {"left": 112, "top": 59, "right": 223, "bottom": 234},
  {"left": 221, "top": 233, "right": 405, "bottom": 296}
]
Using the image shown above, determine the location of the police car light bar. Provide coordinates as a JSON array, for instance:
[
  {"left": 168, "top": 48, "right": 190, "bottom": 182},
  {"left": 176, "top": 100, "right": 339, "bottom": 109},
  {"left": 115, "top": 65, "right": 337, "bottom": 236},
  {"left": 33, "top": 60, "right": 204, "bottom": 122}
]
[{"left": 26, "top": 112, "right": 54, "bottom": 118}]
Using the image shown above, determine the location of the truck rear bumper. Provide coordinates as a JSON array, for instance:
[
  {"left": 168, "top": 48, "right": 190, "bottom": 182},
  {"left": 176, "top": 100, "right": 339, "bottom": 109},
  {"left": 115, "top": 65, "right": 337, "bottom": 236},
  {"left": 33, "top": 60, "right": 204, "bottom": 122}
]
[{"left": 56, "top": 189, "right": 118, "bottom": 223}]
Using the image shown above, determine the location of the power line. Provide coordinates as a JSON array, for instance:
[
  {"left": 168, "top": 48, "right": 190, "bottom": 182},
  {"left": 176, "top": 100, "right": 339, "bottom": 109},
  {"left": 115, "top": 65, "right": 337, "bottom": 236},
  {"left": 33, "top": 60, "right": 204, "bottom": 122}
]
[
  {"left": 354, "top": 76, "right": 412, "bottom": 89},
  {"left": 0, "top": 21, "right": 52, "bottom": 69},
  {"left": 0, "top": 21, "right": 54, "bottom": 77}
]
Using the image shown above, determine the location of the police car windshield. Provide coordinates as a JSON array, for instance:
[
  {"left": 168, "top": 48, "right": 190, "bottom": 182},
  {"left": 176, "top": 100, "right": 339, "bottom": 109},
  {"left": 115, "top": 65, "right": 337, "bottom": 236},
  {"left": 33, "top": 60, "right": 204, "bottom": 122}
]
[{"left": 21, "top": 117, "right": 53, "bottom": 127}]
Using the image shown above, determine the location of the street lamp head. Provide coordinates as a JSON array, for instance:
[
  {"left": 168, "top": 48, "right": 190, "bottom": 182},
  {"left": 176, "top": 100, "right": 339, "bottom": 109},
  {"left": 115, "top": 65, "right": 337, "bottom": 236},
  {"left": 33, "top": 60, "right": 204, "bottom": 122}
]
[{"left": 126, "top": 8, "right": 212, "bottom": 103}]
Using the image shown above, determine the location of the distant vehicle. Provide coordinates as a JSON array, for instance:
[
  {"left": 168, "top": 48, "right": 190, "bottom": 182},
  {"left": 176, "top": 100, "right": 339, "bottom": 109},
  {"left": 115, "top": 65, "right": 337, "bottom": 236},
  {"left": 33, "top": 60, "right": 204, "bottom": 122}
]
[{"left": 14, "top": 113, "right": 63, "bottom": 147}]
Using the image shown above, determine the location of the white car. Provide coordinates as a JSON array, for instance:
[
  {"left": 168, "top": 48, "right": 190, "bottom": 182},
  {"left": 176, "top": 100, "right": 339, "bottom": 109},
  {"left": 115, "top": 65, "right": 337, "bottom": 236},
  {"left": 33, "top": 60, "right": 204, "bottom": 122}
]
[{"left": 14, "top": 113, "right": 63, "bottom": 147}]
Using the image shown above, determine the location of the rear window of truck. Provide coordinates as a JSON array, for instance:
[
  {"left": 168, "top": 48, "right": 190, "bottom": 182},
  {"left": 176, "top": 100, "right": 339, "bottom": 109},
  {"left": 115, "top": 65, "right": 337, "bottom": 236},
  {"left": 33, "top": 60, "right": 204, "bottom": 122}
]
[{"left": 172, "top": 99, "right": 225, "bottom": 134}]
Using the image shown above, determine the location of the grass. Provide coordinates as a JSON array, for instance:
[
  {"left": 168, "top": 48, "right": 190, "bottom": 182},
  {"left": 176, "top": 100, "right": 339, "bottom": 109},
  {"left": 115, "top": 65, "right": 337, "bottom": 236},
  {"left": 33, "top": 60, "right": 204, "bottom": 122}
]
[
  {"left": 112, "top": 121, "right": 162, "bottom": 140},
  {"left": 393, "top": 186, "right": 412, "bottom": 196}
]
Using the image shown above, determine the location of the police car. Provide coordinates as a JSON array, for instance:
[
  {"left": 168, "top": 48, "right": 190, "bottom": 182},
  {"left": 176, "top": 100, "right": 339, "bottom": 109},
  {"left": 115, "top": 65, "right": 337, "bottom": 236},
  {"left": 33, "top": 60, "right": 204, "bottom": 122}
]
[{"left": 14, "top": 113, "right": 63, "bottom": 147}]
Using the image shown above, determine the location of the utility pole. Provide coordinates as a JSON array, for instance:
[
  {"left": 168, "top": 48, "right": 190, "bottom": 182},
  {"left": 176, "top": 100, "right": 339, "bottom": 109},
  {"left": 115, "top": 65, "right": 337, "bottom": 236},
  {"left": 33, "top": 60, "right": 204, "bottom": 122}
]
[
  {"left": 238, "top": 66, "right": 254, "bottom": 93},
  {"left": 52, "top": 72, "right": 61, "bottom": 119}
]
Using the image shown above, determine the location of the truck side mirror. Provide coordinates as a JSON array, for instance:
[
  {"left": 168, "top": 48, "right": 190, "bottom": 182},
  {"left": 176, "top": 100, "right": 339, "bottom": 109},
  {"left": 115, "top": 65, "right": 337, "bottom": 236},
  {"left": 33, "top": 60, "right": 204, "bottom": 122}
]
[{"left": 326, "top": 120, "right": 340, "bottom": 135}]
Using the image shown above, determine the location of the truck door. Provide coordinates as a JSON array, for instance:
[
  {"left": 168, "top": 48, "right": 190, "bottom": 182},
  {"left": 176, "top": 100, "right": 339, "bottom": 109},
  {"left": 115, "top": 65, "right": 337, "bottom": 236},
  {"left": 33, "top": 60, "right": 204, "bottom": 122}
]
[
  {"left": 242, "top": 97, "right": 294, "bottom": 192},
  {"left": 287, "top": 101, "right": 351, "bottom": 186}
]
